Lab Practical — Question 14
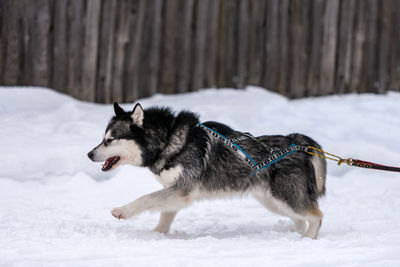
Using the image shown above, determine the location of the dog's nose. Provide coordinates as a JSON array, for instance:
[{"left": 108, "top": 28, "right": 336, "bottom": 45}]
[{"left": 87, "top": 151, "right": 94, "bottom": 160}]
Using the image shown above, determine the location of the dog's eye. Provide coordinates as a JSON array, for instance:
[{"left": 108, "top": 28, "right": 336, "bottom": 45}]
[{"left": 105, "top": 138, "right": 114, "bottom": 145}]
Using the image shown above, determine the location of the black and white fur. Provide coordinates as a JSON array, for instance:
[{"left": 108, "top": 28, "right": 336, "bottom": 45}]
[{"left": 88, "top": 103, "right": 327, "bottom": 239}]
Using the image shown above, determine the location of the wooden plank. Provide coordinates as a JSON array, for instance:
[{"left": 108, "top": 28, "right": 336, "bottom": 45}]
[
  {"left": 147, "top": 0, "right": 163, "bottom": 97},
  {"left": 277, "top": 0, "right": 289, "bottom": 95},
  {"left": 137, "top": 0, "right": 157, "bottom": 98},
  {"left": 175, "top": 0, "right": 194, "bottom": 93},
  {"left": 0, "top": 0, "right": 7, "bottom": 82},
  {"left": 389, "top": 0, "right": 400, "bottom": 91},
  {"left": 216, "top": 0, "right": 226, "bottom": 87},
  {"left": 81, "top": 0, "right": 101, "bottom": 102},
  {"left": 0, "top": 0, "right": 5, "bottom": 82},
  {"left": 224, "top": 0, "right": 237, "bottom": 88},
  {"left": 47, "top": 0, "right": 55, "bottom": 88},
  {"left": 286, "top": 1, "right": 295, "bottom": 97},
  {"left": 51, "top": 0, "right": 68, "bottom": 93},
  {"left": 288, "top": 0, "right": 309, "bottom": 98},
  {"left": 19, "top": 0, "right": 36, "bottom": 85},
  {"left": 335, "top": 0, "right": 356, "bottom": 94},
  {"left": 2, "top": 0, "right": 21, "bottom": 85},
  {"left": 17, "top": 0, "right": 32, "bottom": 85},
  {"left": 204, "top": 0, "right": 219, "bottom": 88},
  {"left": 124, "top": 0, "right": 144, "bottom": 101},
  {"left": 96, "top": 0, "right": 117, "bottom": 103},
  {"left": 247, "top": 0, "right": 266, "bottom": 86},
  {"left": 335, "top": 0, "right": 348, "bottom": 94},
  {"left": 306, "top": 0, "right": 323, "bottom": 96},
  {"left": 320, "top": 0, "right": 339, "bottom": 95},
  {"left": 350, "top": 0, "right": 366, "bottom": 93},
  {"left": 112, "top": 0, "right": 131, "bottom": 102},
  {"left": 264, "top": 0, "right": 280, "bottom": 93},
  {"left": 18, "top": 0, "right": 32, "bottom": 85},
  {"left": 301, "top": 1, "right": 311, "bottom": 97},
  {"left": 30, "top": 0, "right": 51, "bottom": 87},
  {"left": 360, "top": 0, "right": 378, "bottom": 93},
  {"left": 216, "top": 0, "right": 237, "bottom": 88},
  {"left": 236, "top": 0, "right": 248, "bottom": 89},
  {"left": 342, "top": 0, "right": 356, "bottom": 94},
  {"left": 67, "top": 0, "right": 85, "bottom": 98},
  {"left": 301, "top": 2, "right": 311, "bottom": 97},
  {"left": 159, "top": 0, "right": 179, "bottom": 94},
  {"left": 376, "top": 0, "right": 392, "bottom": 94},
  {"left": 390, "top": 1, "right": 400, "bottom": 91},
  {"left": 192, "top": 0, "right": 208, "bottom": 92}
]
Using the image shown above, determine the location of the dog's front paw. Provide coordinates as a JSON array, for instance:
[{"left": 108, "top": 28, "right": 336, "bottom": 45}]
[{"left": 111, "top": 207, "right": 129, "bottom": 220}]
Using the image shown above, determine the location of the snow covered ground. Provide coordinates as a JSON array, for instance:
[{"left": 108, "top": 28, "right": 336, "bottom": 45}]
[{"left": 1, "top": 86, "right": 400, "bottom": 266}]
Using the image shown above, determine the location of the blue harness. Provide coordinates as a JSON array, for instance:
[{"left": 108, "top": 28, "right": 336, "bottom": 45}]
[{"left": 198, "top": 123, "right": 311, "bottom": 176}]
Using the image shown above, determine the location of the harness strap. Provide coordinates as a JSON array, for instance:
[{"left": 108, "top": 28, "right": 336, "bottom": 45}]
[
  {"left": 198, "top": 123, "right": 256, "bottom": 165},
  {"left": 228, "top": 135, "right": 250, "bottom": 143},
  {"left": 254, "top": 144, "right": 311, "bottom": 172},
  {"left": 198, "top": 123, "right": 309, "bottom": 175},
  {"left": 243, "top": 132, "right": 275, "bottom": 153}
]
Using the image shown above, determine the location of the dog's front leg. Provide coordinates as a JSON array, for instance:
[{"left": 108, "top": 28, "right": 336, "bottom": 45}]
[
  {"left": 111, "top": 187, "right": 191, "bottom": 220},
  {"left": 152, "top": 211, "right": 178, "bottom": 234}
]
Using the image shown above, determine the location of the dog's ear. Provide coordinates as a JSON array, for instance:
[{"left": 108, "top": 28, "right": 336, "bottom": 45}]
[
  {"left": 131, "top": 103, "right": 144, "bottom": 126},
  {"left": 113, "top": 102, "right": 125, "bottom": 117}
]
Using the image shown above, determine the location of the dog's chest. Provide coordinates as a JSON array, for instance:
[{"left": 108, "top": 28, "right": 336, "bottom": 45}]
[{"left": 155, "top": 164, "right": 183, "bottom": 187}]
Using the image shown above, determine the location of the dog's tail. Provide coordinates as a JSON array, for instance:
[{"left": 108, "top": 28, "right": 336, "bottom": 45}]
[
  {"left": 311, "top": 153, "right": 327, "bottom": 197},
  {"left": 288, "top": 133, "right": 327, "bottom": 197}
]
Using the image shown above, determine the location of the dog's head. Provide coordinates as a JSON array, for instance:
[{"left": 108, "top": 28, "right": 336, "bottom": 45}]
[{"left": 87, "top": 103, "right": 147, "bottom": 172}]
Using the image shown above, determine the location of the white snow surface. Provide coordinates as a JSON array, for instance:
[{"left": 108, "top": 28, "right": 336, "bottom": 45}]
[{"left": 1, "top": 86, "right": 400, "bottom": 266}]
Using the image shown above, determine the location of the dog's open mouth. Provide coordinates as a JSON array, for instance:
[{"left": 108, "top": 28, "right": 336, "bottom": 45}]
[{"left": 102, "top": 156, "right": 121, "bottom": 171}]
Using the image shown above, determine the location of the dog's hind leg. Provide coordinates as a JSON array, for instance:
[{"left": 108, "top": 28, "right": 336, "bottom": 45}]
[
  {"left": 302, "top": 206, "right": 323, "bottom": 239},
  {"left": 253, "top": 191, "right": 307, "bottom": 235},
  {"left": 152, "top": 211, "right": 178, "bottom": 234},
  {"left": 111, "top": 187, "right": 191, "bottom": 220},
  {"left": 292, "top": 219, "right": 307, "bottom": 235}
]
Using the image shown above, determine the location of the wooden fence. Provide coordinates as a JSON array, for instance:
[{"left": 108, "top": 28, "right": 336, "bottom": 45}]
[{"left": 1, "top": 0, "right": 399, "bottom": 103}]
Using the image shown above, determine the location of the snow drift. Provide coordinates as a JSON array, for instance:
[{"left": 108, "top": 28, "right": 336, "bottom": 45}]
[{"left": 0, "top": 86, "right": 399, "bottom": 266}]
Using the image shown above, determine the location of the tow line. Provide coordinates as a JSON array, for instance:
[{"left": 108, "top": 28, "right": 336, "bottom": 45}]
[{"left": 199, "top": 123, "right": 400, "bottom": 174}]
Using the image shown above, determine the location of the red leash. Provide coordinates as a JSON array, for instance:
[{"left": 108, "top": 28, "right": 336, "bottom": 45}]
[{"left": 350, "top": 159, "right": 400, "bottom": 173}]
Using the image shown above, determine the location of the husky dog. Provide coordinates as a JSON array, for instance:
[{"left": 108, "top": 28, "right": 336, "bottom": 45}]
[{"left": 88, "top": 103, "right": 327, "bottom": 239}]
